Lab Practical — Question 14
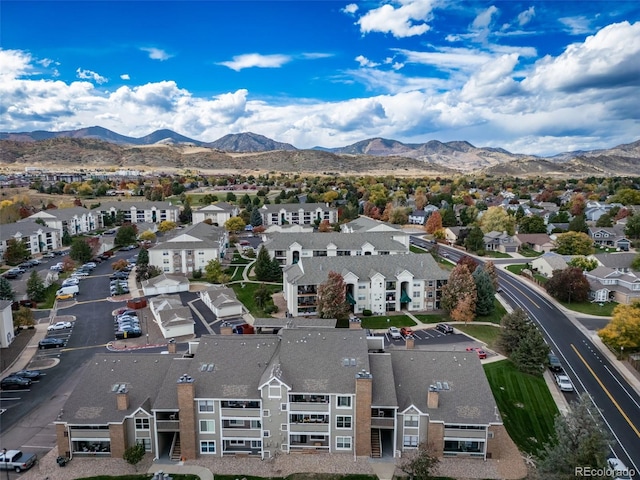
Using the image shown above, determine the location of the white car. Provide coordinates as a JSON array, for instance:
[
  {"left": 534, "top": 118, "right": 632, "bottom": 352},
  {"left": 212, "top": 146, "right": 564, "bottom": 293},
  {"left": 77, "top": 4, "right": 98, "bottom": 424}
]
[
  {"left": 62, "top": 279, "right": 79, "bottom": 287},
  {"left": 71, "top": 271, "right": 90, "bottom": 277},
  {"left": 388, "top": 326, "right": 402, "bottom": 340},
  {"left": 608, "top": 457, "right": 632, "bottom": 480},
  {"left": 47, "top": 321, "right": 72, "bottom": 331},
  {"left": 555, "top": 374, "right": 574, "bottom": 392}
]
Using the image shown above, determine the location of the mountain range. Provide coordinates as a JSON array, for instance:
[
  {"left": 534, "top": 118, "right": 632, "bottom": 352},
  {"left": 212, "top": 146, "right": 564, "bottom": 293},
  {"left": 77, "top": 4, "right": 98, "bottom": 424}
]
[{"left": 1, "top": 126, "right": 639, "bottom": 176}]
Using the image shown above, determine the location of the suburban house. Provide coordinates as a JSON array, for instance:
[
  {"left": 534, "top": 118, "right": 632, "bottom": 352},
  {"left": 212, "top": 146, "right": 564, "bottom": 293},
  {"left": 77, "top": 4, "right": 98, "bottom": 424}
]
[
  {"left": 192, "top": 203, "right": 239, "bottom": 226},
  {"left": 92, "top": 201, "right": 180, "bottom": 226},
  {"left": 514, "top": 233, "right": 555, "bottom": 253},
  {"left": 28, "top": 207, "right": 98, "bottom": 237},
  {"left": 408, "top": 205, "right": 439, "bottom": 225},
  {"left": 584, "top": 201, "right": 624, "bottom": 222},
  {"left": 530, "top": 252, "right": 570, "bottom": 278},
  {"left": 54, "top": 329, "right": 507, "bottom": 462},
  {"left": 0, "top": 300, "right": 14, "bottom": 348},
  {"left": 444, "top": 227, "right": 469, "bottom": 246},
  {"left": 148, "top": 223, "right": 228, "bottom": 275},
  {"left": 282, "top": 253, "right": 449, "bottom": 316},
  {"left": 591, "top": 253, "right": 638, "bottom": 273},
  {"left": 199, "top": 285, "right": 244, "bottom": 321},
  {"left": 148, "top": 294, "right": 196, "bottom": 339},
  {"left": 261, "top": 232, "right": 410, "bottom": 267},
  {"left": 0, "top": 220, "right": 61, "bottom": 257},
  {"left": 141, "top": 274, "right": 190, "bottom": 296},
  {"left": 588, "top": 226, "right": 631, "bottom": 251},
  {"left": 260, "top": 203, "right": 338, "bottom": 226},
  {"left": 585, "top": 267, "right": 640, "bottom": 304},
  {"left": 483, "top": 231, "right": 519, "bottom": 253}
]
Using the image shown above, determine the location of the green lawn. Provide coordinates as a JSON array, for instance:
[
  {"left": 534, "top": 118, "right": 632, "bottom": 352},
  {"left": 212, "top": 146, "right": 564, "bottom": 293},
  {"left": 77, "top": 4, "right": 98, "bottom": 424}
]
[
  {"left": 518, "top": 248, "right": 543, "bottom": 258},
  {"left": 410, "top": 245, "right": 429, "bottom": 253},
  {"left": 484, "top": 251, "right": 512, "bottom": 258},
  {"left": 231, "top": 282, "right": 282, "bottom": 316},
  {"left": 506, "top": 264, "right": 528, "bottom": 275},
  {"left": 413, "top": 299, "right": 506, "bottom": 325},
  {"left": 413, "top": 313, "right": 450, "bottom": 324},
  {"left": 224, "top": 265, "right": 245, "bottom": 282},
  {"left": 360, "top": 315, "right": 417, "bottom": 329},
  {"left": 455, "top": 324, "right": 501, "bottom": 350},
  {"left": 484, "top": 360, "right": 558, "bottom": 455},
  {"left": 559, "top": 300, "right": 617, "bottom": 316}
]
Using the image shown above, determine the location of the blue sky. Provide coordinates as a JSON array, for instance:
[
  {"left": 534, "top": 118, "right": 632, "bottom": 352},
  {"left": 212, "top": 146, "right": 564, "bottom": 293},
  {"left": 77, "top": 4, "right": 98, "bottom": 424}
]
[{"left": 1, "top": 1, "right": 639, "bottom": 155}]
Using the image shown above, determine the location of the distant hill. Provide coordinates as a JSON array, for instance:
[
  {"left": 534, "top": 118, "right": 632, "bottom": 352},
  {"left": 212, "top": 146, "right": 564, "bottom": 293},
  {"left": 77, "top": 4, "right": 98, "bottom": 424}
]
[
  {"left": 0, "top": 126, "right": 638, "bottom": 176},
  {"left": 207, "top": 132, "right": 297, "bottom": 152}
]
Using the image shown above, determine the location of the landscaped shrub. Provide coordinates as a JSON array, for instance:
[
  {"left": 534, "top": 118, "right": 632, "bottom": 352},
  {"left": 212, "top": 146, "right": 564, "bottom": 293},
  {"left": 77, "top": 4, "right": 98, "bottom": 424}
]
[{"left": 362, "top": 309, "right": 372, "bottom": 316}]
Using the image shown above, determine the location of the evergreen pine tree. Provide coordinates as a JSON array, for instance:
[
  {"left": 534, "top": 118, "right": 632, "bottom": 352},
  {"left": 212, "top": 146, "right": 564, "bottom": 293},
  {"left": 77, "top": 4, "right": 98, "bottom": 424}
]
[
  {"left": 473, "top": 267, "right": 495, "bottom": 316},
  {"left": 26, "top": 270, "right": 46, "bottom": 302},
  {"left": 254, "top": 246, "right": 273, "bottom": 281},
  {"left": 250, "top": 207, "right": 263, "bottom": 226},
  {"left": 0, "top": 277, "right": 15, "bottom": 301}
]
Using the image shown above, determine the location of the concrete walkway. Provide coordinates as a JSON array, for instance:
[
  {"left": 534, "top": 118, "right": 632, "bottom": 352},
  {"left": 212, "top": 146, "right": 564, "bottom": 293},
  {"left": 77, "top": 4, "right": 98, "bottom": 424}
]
[{"left": 149, "top": 462, "right": 214, "bottom": 480}]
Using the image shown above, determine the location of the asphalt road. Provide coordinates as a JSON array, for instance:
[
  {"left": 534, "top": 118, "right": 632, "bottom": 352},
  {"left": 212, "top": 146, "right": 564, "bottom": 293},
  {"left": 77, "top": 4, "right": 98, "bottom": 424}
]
[{"left": 410, "top": 236, "right": 640, "bottom": 477}]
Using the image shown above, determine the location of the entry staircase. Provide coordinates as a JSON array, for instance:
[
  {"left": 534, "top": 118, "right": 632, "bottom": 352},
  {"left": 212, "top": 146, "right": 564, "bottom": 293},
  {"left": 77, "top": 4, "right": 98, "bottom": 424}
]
[
  {"left": 371, "top": 429, "right": 381, "bottom": 458},
  {"left": 170, "top": 433, "right": 182, "bottom": 461}
]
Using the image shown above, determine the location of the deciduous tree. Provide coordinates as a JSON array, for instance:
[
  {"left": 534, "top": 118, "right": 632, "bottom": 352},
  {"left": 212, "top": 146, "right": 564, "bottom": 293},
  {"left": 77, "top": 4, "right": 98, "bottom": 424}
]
[
  {"left": 424, "top": 211, "right": 442, "bottom": 234},
  {"left": 225, "top": 216, "right": 246, "bottom": 233},
  {"left": 158, "top": 220, "right": 178, "bottom": 233},
  {"left": 114, "top": 224, "right": 138, "bottom": 247},
  {"left": 399, "top": 442, "right": 439, "bottom": 480},
  {"left": 203, "top": 259, "right": 230, "bottom": 284},
  {"left": 598, "top": 301, "right": 640, "bottom": 351},
  {"left": 567, "top": 256, "right": 599, "bottom": 272},
  {"left": 441, "top": 264, "right": 477, "bottom": 317},
  {"left": 3, "top": 239, "right": 29, "bottom": 265},
  {"left": 69, "top": 237, "right": 93, "bottom": 264},
  {"left": 450, "top": 294, "right": 475, "bottom": 324},
  {"left": 568, "top": 214, "right": 588, "bottom": 234},
  {"left": 479, "top": 206, "right": 516, "bottom": 235},
  {"left": 518, "top": 215, "right": 547, "bottom": 233},
  {"left": 317, "top": 271, "right": 351, "bottom": 320},
  {"left": 483, "top": 260, "right": 499, "bottom": 290},
  {"left": 537, "top": 393, "right": 611, "bottom": 479},
  {"left": 625, "top": 214, "right": 640, "bottom": 239},
  {"left": 554, "top": 231, "right": 593, "bottom": 255},
  {"left": 545, "top": 267, "right": 590, "bottom": 303}
]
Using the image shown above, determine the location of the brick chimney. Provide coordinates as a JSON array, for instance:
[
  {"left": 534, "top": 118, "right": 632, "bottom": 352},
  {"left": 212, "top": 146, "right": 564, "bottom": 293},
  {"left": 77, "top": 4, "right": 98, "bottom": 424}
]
[
  {"left": 348, "top": 317, "right": 362, "bottom": 329},
  {"left": 116, "top": 387, "right": 129, "bottom": 411},
  {"left": 427, "top": 385, "right": 439, "bottom": 409},
  {"left": 220, "top": 322, "right": 233, "bottom": 335},
  {"left": 177, "top": 374, "right": 197, "bottom": 460},
  {"left": 405, "top": 335, "right": 414, "bottom": 350},
  {"left": 355, "top": 370, "right": 373, "bottom": 457},
  {"left": 167, "top": 338, "right": 177, "bottom": 354}
]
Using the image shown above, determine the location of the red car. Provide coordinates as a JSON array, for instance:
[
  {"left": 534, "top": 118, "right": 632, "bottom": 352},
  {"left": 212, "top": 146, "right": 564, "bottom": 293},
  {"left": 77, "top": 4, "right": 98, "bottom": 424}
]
[
  {"left": 400, "top": 327, "right": 414, "bottom": 337},
  {"left": 475, "top": 348, "right": 487, "bottom": 359}
]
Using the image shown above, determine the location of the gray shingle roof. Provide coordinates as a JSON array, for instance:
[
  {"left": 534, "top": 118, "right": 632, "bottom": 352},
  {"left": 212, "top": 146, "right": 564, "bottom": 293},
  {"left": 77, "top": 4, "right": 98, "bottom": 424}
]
[
  {"left": 40, "top": 206, "right": 92, "bottom": 221},
  {"left": 263, "top": 232, "right": 408, "bottom": 252},
  {"left": 390, "top": 350, "right": 501, "bottom": 424},
  {"left": 284, "top": 253, "right": 449, "bottom": 285},
  {"left": 369, "top": 353, "right": 398, "bottom": 408},
  {"left": 0, "top": 220, "right": 58, "bottom": 242},
  {"left": 93, "top": 201, "right": 179, "bottom": 211},
  {"left": 593, "top": 252, "right": 637, "bottom": 269},
  {"left": 261, "top": 203, "right": 336, "bottom": 213},
  {"left": 253, "top": 317, "right": 337, "bottom": 329},
  {"left": 341, "top": 216, "right": 403, "bottom": 233},
  {"left": 59, "top": 353, "right": 179, "bottom": 424},
  {"left": 150, "top": 222, "right": 225, "bottom": 251}
]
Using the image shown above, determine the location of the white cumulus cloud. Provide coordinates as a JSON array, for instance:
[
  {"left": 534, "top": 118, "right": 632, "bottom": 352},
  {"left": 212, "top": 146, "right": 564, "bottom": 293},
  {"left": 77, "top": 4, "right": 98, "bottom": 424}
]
[
  {"left": 355, "top": 55, "right": 380, "bottom": 68},
  {"left": 217, "top": 53, "right": 292, "bottom": 71},
  {"left": 140, "top": 47, "right": 173, "bottom": 61},
  {"left": 76, "top": 68, "right": 108, "bottom": 84},
  {"left": 357, "top": 0, "right": 437, "bottom": 38},
  {"left": 120, "top": 74, "right": 130, "bottom": 80},
  {"left": 517, "top": 7, "right": 535, "bottom": 26},
  {"left": 342, "top": 3, "right": 358, "bottom": 15}
]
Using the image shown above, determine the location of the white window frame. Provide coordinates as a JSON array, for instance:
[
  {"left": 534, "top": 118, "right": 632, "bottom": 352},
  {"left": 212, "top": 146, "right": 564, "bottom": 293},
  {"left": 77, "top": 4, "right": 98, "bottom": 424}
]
[
  {"left": 404, "top": 415, "right": 419, "bottom": 427},
  {"left": 135, "top": 418, "right": 150, "bottom": 430},
  {"left": 336, "top": 396, "right": 352, "bottom": 408},
  {"left": 200, "top": 440, "right": 216, "bottom": 454},
  {"left": 336, "top": 436, "right": 352, "bottom": 450},
  {"left": 403, "top": 435, "right": 419, "bottom": 448},
  {"left": 269, "top": 384, "right": 281, "bottom": 398},
  {"left": 198, "top": 400, "right": 214, "bottom": 413},
  {"left": 199, "top": 420, "right": 215, "bottom": 433},
  {"left": 336, "top": 415, "right": 352, "bottom": 429}
]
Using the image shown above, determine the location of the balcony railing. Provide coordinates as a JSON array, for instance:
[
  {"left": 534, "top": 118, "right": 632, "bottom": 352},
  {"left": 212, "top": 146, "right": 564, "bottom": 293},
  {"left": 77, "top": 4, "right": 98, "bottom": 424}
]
[
  {"left": 221, "top": 408, "right": 261, "bottom": 418},
  {"left": 156, "top": 420, "right": 180, "bottom": 431},
  {"left": 289, "top": 403, "right": 330, "bottom": 412},
  {"left": 221, "top": 428, "right": 262, "bottom": 438}
]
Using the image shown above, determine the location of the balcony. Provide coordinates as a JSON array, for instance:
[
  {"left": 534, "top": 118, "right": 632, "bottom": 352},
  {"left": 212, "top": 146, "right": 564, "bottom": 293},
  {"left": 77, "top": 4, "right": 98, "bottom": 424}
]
[
  {"left": 371, "top": 417, "right": 395, "bottom": 428},
  {"left": 289, "top": 403, "right": 329, "bottom": 412},
  {"left": 156, "top": 419, "right": 180, "bottom": 431},
  {"left": 289, "top": 423, "right": 330, "bottom": 434},
  {"left": 221, "top": 408, "right": 261, "bottom": 418},
  {"left": 221, "top": 428, "right": 262, "bottom": 439}
]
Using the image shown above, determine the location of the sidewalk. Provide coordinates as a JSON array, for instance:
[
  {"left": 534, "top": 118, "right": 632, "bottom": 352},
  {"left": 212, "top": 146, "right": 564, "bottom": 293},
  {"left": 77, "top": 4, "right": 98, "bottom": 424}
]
[{"left": 0, "top": 323, "right": 50, "bottom": 377}]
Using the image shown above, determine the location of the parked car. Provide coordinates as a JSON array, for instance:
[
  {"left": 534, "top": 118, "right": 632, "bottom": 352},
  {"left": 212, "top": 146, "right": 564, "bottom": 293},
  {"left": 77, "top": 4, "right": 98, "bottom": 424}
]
[
  {"left": 233, "top": 323, "right": 255, "bottom": 334},
  {"left": 110, "top": 272, "right": 129, "bottom": 280},
  {"left": 62, "top": 278, "right": 80, "bottom": 287},
  {"left": 400, "top": 327, "right": 414, "bottom": 337},
  {"left": 0, "top": 449, "right": 37, "bottom": 472},
  {"left": 121, "top": 244, "right": 137, "bottom": 251},
  {"left": 15, "top": 299, "right": 37, "bottom": 308},
  {"left": 48, "top": 321, "right": 73, "bottom": 331},
  {"left": 607, "top": 457, "right": 632, "bottom": 480},
  {"left": 18, "top": 262, "right": 33, "bottom": 269},
  {"left": 38, "top": 337, "right": 65, "bottom": 349},
  {"left": 42, "top": 252, "right": 56, "bottom": 258},
  {"left": 50, "top": 264, "right": 63, "bottom": 271},
  {"left": 115, "top": 329, "right": 142, "bottom": 339},
  {"left": 555, "top": 374, "right": 574, "bottom": 392},
  {"left": 475, "top": 348, "right": 487, "bottom": 359},
  {"left": 56, "top": 293, "right": 75, "bottom": 300},
  {"left": 547, "top": 354, "right": 563, "bottom": 372},
  {"left": 71, "top": 270, "right": 90, "bottom": 277},
  {"left": 435, "top": 323, "right": 454, "bottom": 334},
  {"left": 7, "top": 369, "right": 42, "bottom": 379},
  {"left": 388, "top": 326, "right": 402, "bottom": 340},
  {"left": 3, "top": 271, "right": 20, "bottom": 279},
  {"left": 1, "top": 376, "right": 32, "bottom": 390}
]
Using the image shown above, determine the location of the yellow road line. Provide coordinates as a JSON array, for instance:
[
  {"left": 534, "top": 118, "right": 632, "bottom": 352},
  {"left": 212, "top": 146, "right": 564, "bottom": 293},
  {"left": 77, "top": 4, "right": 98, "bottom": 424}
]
[
  {"left": 502, "top": 278, "right": 540, "bottom": 309},
  {"left": 571, "top": 344, "right": 640, "bottom": 438}
]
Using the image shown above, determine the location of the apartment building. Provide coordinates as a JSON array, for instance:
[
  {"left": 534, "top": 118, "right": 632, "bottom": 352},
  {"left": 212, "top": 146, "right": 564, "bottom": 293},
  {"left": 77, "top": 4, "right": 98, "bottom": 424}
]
[
  {"left": 28, "top": 207, "right": 98, "bottom": 236},
  {"left": 93, "top": 201, "right": 180, "bottom": 226},
  {"left": 192, "top": 202, "right": 239, "bottom": 226},
  {"left": 262, "top": 231, "right": 410, "bottom": 267},
  {"left": 54, "top": 329, "right": 506, "bottom": 462},
  {"left": 260, "top": 203, "right": 338, "bottom": 226},
  {"left": 0, "top": 220, "right": 61, "bottom": 257},
  {"left": 282, "top": 253, "right": 449, "bottom": 316},
  {"left": 148, "top": 223, "right": 228, "bottom": 275}
]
